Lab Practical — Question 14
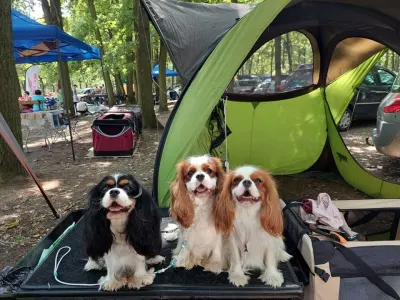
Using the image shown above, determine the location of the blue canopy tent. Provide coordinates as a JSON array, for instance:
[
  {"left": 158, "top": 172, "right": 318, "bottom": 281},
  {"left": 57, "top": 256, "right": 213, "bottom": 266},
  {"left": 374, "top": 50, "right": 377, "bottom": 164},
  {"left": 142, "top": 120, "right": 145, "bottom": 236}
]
[
  {"left": 11, "top": 8, "right": 101, "bottom": 164},
  {"left": 6, "top": 10, "right": 102, "bottom": 218},
  {"left": 12, "top": 9, "right": 100, "bottom": 64},
  {"left": 152, "top": 64, "right": 179, "bottom": 77}
]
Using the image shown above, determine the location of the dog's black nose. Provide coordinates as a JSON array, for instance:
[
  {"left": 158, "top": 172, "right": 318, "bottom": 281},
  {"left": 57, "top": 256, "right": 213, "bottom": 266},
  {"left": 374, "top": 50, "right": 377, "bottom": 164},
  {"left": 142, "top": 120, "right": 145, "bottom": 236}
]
[
  {"left": 242, "top": 180, "right": 252, "bottom": 189},
  {"left": 196, "top": 174, "right": 205, "bottom": 181},
  {"left": 109, "top": 189, "right": 120, "bottom": 198}
]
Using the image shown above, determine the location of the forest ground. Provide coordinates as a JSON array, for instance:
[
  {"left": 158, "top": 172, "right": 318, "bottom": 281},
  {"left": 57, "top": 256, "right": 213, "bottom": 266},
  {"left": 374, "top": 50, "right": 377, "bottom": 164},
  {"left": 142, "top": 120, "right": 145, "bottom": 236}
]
[{"left": 0, "top": 108, "right": 397, "bottom": 270}]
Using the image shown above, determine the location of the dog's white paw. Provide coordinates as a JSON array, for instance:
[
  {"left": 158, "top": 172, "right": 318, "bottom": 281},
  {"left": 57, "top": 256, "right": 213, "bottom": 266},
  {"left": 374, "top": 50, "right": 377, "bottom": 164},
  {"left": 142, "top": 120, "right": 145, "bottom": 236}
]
[
  {"left": 146, "top": 255, "right": 165, "bottom": 265},
  {"left": 259, "top": 270, "right": 284, "bottom": 288},
  {"left": 279, "top": 251, "right": 292, "bottom": 262},
  {"left": 203, "top": 261, "right": 223, "bottom": 275},
  {"left": 98, "top": 276, "right": 124, "bottom": 291},
  {"left": 84, "top": 258, "right": 105, "bottom": 271},
  {"left": 136, "top": 270, "right": 156, "bottom": 286},
  {"left": 228, "top": 271, "right": 249, "bottom": 287}
]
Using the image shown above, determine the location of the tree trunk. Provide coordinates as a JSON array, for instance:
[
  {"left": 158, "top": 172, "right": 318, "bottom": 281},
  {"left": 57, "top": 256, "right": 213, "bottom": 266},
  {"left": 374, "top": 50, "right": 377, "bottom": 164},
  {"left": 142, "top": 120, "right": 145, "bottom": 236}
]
[
  {"left": 134, "top": 0, "right": 158, "bottom": 128},
  {"left": 391, "top": 50, "right": 395, "bottom": 70},
  {"left": 270, "top": 43, "right": 274, "bottom": 77},
  {"left": 87, "top": 0, "right": 116, "bottom": 106},
  {"left": 158, "top": 42, "right": 168, "bottom": 112},
  {"left": 126, "top": 31, "right": 136, "bottom": 104},
  {"left": 231, "top": 0, "right": 238, "bottom": 2},
  {"left": 284, "top": 33, "right": 293, "bottom": 72},
  {"left": 114, "top": 73, "right": 124, "bottom": 99},
  {"left": 385, "top": 51, "right": 389, "bottom": 68},
  {"left": 41, "top": 0, "right": 75, "bottom": 116},
  {"left": 154, "top": 42, "right": 160, "bottom": 104},
  {"left": 0, "top": 0, "right": 26, "bottom": 177},
  {"left": 274, "top": 36, "right": 282, "bottom": 87}
]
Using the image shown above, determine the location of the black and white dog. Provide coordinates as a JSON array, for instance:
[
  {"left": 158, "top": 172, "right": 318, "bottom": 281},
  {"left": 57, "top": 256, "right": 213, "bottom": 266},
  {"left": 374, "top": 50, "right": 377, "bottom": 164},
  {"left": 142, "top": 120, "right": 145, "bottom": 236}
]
[{"left": 83, "top": 174, "right": 164, "bottom": 291}]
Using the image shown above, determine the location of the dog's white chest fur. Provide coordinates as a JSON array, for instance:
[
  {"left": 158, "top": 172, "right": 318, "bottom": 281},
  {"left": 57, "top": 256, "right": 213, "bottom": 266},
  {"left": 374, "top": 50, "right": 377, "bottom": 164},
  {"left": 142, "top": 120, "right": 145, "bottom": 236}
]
[
  {"left": 186, "top": 198, "right": 219, "bottom": 254},
  {"left": 173, "top": 196, "right": 223, "bottom": 273}
]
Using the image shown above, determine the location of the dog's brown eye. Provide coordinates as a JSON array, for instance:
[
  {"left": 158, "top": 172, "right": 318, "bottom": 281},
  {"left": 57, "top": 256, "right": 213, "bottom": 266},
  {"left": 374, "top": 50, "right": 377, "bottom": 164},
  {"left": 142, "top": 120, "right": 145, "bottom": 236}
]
[
  {"left": 233, "top": 177, "right": 241, "bottom": 183},
  {"left": 254, "top": 178, "right": 262, "bottom": 184},
  {"left": 205, "top": 168, "right": 212, "bottom": 175},
  {"left": 187, "top": 170, "right": 194, "bottom": 177}
]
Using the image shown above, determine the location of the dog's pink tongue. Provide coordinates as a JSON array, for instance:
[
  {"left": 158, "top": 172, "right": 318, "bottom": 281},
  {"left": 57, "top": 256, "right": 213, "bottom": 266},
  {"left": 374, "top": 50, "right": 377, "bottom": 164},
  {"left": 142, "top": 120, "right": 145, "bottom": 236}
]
[
  {"left": 109, "top": 205, "right": 122, "bottom": 212},
  {"left": 196, "top": 185, "right": 207, "bottom": 193}
]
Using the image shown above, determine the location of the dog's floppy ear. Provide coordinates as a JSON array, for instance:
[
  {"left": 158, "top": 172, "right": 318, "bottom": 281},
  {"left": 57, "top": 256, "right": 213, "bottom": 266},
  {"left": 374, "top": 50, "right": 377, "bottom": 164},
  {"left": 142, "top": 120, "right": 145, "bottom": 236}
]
[
  {"left": 126, "top": 182, "right": 162, "bottom": 257},
  {"left": 84, "top": 180, "right": 113, "bottom": 259},
  {"left": 170, "top": 160, "right": 194, "bottom": 228},
  {"left": 213, "top": 171, "right": 235, "bottom": 236}
]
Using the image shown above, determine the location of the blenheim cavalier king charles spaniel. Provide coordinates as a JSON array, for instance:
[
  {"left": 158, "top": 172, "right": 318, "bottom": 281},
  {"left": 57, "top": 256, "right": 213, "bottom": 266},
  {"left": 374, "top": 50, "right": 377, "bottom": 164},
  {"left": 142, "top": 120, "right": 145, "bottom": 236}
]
[
  {"left": 83, "top": 174, "right": 164, "bottom": 291},
  {"left": 170, "top": 155, "right": 230, "bottom": 274},
  {"left": 214, "top": 166, "right": 292, "bottom": 288}
]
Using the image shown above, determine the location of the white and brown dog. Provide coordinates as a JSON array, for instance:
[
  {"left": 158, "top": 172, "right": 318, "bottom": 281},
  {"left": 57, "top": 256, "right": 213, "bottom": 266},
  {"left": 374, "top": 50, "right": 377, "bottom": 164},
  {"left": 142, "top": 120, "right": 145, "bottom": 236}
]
[
  {"left": 169, "top": 155, "right": 231, "bottom": 274},
  {"left": 214, "top": 166, "right": 291, "bottom": 287}
]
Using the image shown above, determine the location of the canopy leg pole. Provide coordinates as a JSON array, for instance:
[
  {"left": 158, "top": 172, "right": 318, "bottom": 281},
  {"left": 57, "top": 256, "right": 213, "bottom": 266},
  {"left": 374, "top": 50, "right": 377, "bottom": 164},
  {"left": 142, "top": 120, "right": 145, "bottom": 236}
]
[{"left": 56, "top": 40, "right": 76, "bottom": 161}]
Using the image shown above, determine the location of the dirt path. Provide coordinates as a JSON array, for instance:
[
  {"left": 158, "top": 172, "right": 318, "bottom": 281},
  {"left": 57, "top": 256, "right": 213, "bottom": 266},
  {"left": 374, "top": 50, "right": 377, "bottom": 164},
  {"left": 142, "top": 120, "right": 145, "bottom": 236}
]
[{"left": 341, "top": 121, "right": 400, "bottom": 184}]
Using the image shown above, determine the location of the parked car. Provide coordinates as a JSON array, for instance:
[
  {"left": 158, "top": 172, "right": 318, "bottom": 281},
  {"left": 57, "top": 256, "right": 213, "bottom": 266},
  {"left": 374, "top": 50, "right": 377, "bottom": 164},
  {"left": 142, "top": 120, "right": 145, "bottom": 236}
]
[
  {"left": 253, "top": 80, "right": 275, "bottom": 94},
  {"left": 233, "top": 77, "right": 262, "bottom": 93},
  {"left": 338, "top": 66, "right": 396, "bottom": 131},
  {"left": 77, "top": 88, "right": 95, "bottom": 101},
  {"left": 372, "top": 72, "right": 400, "bottom": 157},
  {"left": 278, "top": 68, "right": 313, "bottom": 92},
  {"left": 237, "top": 74, "right": 263, "bottom": 81}
]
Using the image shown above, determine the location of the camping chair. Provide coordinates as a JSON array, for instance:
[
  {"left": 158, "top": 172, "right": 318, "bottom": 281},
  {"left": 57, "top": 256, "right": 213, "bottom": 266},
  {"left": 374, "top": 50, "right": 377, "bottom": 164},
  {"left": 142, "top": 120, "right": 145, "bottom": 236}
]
[
  {"left": 21, "top": 112, "right": 54, "bottom": 152},
  {"left": 282, "top": 199, "right": 400, "bottom": 300},
  {"left": 55, "top": 114, "right": 82, "bottom": 141},
  {"left": 333, "top": 199, "right": 400, "bottom": 240}
]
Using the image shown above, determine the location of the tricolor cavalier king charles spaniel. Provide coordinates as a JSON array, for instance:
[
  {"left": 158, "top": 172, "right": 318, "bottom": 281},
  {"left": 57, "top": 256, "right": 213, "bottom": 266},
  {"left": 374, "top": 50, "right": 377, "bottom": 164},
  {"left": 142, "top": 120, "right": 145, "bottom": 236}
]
[
  {"left": 83, "top": 174, "right": 164, "bottom": 291},
  {"left": 214, "top": 166, "right": 291, "bottom": 287},
  {"left": 170, "top": 155, "right": 229, "bottom": 273}
]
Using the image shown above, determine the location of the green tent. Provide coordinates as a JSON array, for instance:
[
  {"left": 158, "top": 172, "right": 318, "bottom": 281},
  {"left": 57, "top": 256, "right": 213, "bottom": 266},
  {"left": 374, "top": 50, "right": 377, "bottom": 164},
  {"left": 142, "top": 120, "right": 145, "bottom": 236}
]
[{"left": 141, "top": 0, "right": 400, "bottom": 207}]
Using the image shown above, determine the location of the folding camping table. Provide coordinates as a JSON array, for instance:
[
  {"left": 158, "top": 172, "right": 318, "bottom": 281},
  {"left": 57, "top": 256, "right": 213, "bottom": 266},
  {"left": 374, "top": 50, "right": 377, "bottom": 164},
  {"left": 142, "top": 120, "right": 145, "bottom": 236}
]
[{"left": 333, "top": 199, "right": 400, "bottom": 240}]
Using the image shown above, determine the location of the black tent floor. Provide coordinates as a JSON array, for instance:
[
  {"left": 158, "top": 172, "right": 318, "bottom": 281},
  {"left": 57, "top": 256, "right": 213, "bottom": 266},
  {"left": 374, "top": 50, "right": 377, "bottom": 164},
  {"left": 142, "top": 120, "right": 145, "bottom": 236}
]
[{"left": 17, "top": 211, "right": 303, "bottom": 299}]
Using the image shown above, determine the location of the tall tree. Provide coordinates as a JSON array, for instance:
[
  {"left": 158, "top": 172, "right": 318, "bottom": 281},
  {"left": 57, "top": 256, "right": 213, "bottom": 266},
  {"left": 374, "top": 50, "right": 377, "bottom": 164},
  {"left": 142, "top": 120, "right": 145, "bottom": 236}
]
[
  {"left": 284, "top": 33, "right": 293, "bottom": 72},
  {"left": 158, "top": 42, "right": 168, "bottom": 112},
  {"left": 0, "top": 0, "right": 25, "bottom": 177},
  {"left": 41, "top": 0, "right": 75, "bottom": 117},
  {"left": 274, "top": 36, "right": 282, "bottom": 87},
  {"left": 134, "top": 0, "right": 158, "bottom": 128},
  {"left": 86, "top": 0, "right": 116, "bottom": 106},
  {"left": 126, "top": 31, "right": 136, "bottom": 104},
  {"left": 124, "top": 0, "right": 136, "bottom": 104},
  {"left": 114, "top": 73, "right": 125, "bottom": 99}
]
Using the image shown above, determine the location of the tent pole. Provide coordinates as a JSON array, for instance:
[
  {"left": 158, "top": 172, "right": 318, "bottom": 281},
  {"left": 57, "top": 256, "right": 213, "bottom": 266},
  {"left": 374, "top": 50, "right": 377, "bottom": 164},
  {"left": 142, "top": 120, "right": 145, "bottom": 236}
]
[{"left": 56, "top": 40, "right": 76, "bottom": 161}]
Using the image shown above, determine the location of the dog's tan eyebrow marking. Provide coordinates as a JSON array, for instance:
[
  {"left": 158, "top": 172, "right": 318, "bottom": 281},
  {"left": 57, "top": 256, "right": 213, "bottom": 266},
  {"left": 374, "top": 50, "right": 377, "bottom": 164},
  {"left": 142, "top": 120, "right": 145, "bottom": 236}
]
[
  {"left": 119, "top": 179, "right": 129, "bottom": 185},
  {"left": 106, "top": 179, "right": 115, "bottom": 185}
]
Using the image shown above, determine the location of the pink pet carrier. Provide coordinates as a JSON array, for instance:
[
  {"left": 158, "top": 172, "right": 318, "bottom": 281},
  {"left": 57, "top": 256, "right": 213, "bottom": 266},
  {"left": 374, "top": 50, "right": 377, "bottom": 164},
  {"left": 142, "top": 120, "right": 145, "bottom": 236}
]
[{"left": 92, "top": 113, "right": 138, "bottom": 156}]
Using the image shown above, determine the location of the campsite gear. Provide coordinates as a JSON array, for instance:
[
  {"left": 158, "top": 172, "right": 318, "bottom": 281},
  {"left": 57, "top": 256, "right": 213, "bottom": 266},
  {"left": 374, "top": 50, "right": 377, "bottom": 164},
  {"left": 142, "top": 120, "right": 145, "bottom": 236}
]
[
  {"left": 92, "top": 113, "right": 139, "bottom": 156},
  {"left": 302, "top": 193, "right": 356, "bottom": 238},
  {"left": 283, "top": 200, "right": 400, "bottom": 300},
  {"left": 8, "top": 209, "right": 303, "bottom": 299},
  {"left": 141, "top": 0, "right": 400, "bottom": 208}
]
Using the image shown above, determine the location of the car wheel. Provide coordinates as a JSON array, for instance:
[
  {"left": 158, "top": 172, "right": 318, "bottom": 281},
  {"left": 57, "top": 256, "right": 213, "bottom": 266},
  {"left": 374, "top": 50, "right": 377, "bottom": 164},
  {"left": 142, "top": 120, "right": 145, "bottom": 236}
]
[{"left": 338, "top": 108, "right": 352, "bottom": 132}]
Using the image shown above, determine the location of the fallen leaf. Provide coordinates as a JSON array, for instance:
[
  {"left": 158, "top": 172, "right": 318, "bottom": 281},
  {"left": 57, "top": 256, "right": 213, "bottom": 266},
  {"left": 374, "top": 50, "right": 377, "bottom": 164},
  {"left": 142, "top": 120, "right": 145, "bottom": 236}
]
[{"left": 6, "top": 219, "right": 19, "bottom": 229}]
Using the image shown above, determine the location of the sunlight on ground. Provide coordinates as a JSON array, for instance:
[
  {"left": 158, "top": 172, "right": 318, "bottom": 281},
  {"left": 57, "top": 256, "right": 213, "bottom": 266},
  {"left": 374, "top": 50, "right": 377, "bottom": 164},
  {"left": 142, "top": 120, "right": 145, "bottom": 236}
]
[
  {"left": 94, "top": 161, "right": 113, "bottom": 167},
  {"left": 0, "top": 214, "right": 20, "bottom": 224},
  {"left": 27, "top": 179, "right": 61, "bottom": 193},
  {"left": 347, "top": 146, "right": 376, "bottom": 154}
]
